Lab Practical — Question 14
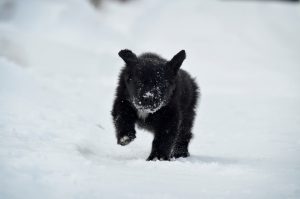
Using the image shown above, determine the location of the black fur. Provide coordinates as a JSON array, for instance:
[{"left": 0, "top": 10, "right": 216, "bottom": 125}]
[{"left": 112, "top": 49, "right": 199, "bottom": 161}]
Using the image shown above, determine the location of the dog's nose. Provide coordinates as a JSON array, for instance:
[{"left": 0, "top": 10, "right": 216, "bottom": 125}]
[
  {"left": 141, "top": 92, "right": 155, "bottom": 105},
  {"left": 141, "top": 97, "right": 150, "bottom": 105}
]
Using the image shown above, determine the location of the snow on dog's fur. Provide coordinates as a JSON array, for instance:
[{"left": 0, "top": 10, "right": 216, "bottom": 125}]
[{"left": 112, "top": 49, "right": 199, "bottom": 160}]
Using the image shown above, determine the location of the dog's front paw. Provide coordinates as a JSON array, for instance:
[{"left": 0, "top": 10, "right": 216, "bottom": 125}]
[
  {"left": 146, "top": 152, "right": 170, "bottom": 161},
  {"left": 117, "top": 134, "right": 136, "bottom": 146}
]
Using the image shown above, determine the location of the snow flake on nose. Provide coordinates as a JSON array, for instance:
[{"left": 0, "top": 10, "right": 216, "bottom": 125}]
[{"left": 143, "top": 91, "right": 154, "bottom": 98}]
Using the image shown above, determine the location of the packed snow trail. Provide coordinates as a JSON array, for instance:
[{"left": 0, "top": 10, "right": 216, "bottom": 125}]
[{"left": 0, "top": 0, "right": 300, "bottom": 198}]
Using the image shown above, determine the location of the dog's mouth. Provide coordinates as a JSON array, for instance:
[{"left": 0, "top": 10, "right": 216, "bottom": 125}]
[{"left": 132, "top": 98, "right": 165, "bottom": 114}]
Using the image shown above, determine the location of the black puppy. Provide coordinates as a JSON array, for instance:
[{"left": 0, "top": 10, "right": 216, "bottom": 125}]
[{"left": 112, "top": 49, "right": 199, "bottom": 161}]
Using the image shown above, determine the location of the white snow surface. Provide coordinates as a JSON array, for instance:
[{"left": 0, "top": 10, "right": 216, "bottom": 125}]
[{"left": 1, "top": 0, "right": 300, "bottom": 198}]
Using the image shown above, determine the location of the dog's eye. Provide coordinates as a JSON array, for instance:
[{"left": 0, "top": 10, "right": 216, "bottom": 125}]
[{"left": 126, "top": 76, "right": 132, "bottom": 83}]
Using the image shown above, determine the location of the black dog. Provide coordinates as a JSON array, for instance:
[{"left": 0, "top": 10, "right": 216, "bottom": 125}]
[{"left": 112, "top": 49, "right": 199, "bottom": 160}]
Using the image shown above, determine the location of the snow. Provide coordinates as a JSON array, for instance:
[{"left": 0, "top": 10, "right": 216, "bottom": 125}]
[
  {"left": 119, "top": 136, "right": 130, "bottom": 145},
  {"left": 1, "top": 0, "right": 300, "bottom": 198},
  {"left": 143, "top": 91, "right": 154, "bottom": 98}
]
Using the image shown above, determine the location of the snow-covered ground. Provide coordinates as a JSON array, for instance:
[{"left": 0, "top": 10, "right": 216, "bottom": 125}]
[{"left": 1, "top": 0, "right": 300, "bottom": 198}]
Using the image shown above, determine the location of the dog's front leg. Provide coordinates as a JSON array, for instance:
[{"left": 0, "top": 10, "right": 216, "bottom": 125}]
[
  {"left": 147, "top": 111, "right": 179, "bottom": 161},
  {"left": 147, "top": 131, "right": 177, "bottom": 161},
  {"left": 112, "top": 99, "right": 137, "bottom": 146}
]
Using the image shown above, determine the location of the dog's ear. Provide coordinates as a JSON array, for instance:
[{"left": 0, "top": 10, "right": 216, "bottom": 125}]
[
  {"left": 168, "top": 50, "right": 186, "bottom": 73},
  {"left": 118, "top": 49, "right": 138, "bottom": 65}
]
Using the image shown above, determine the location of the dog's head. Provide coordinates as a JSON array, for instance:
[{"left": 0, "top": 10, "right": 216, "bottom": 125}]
[{"left": 118, "top": 49, "right": 186, "bottom": 113}]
